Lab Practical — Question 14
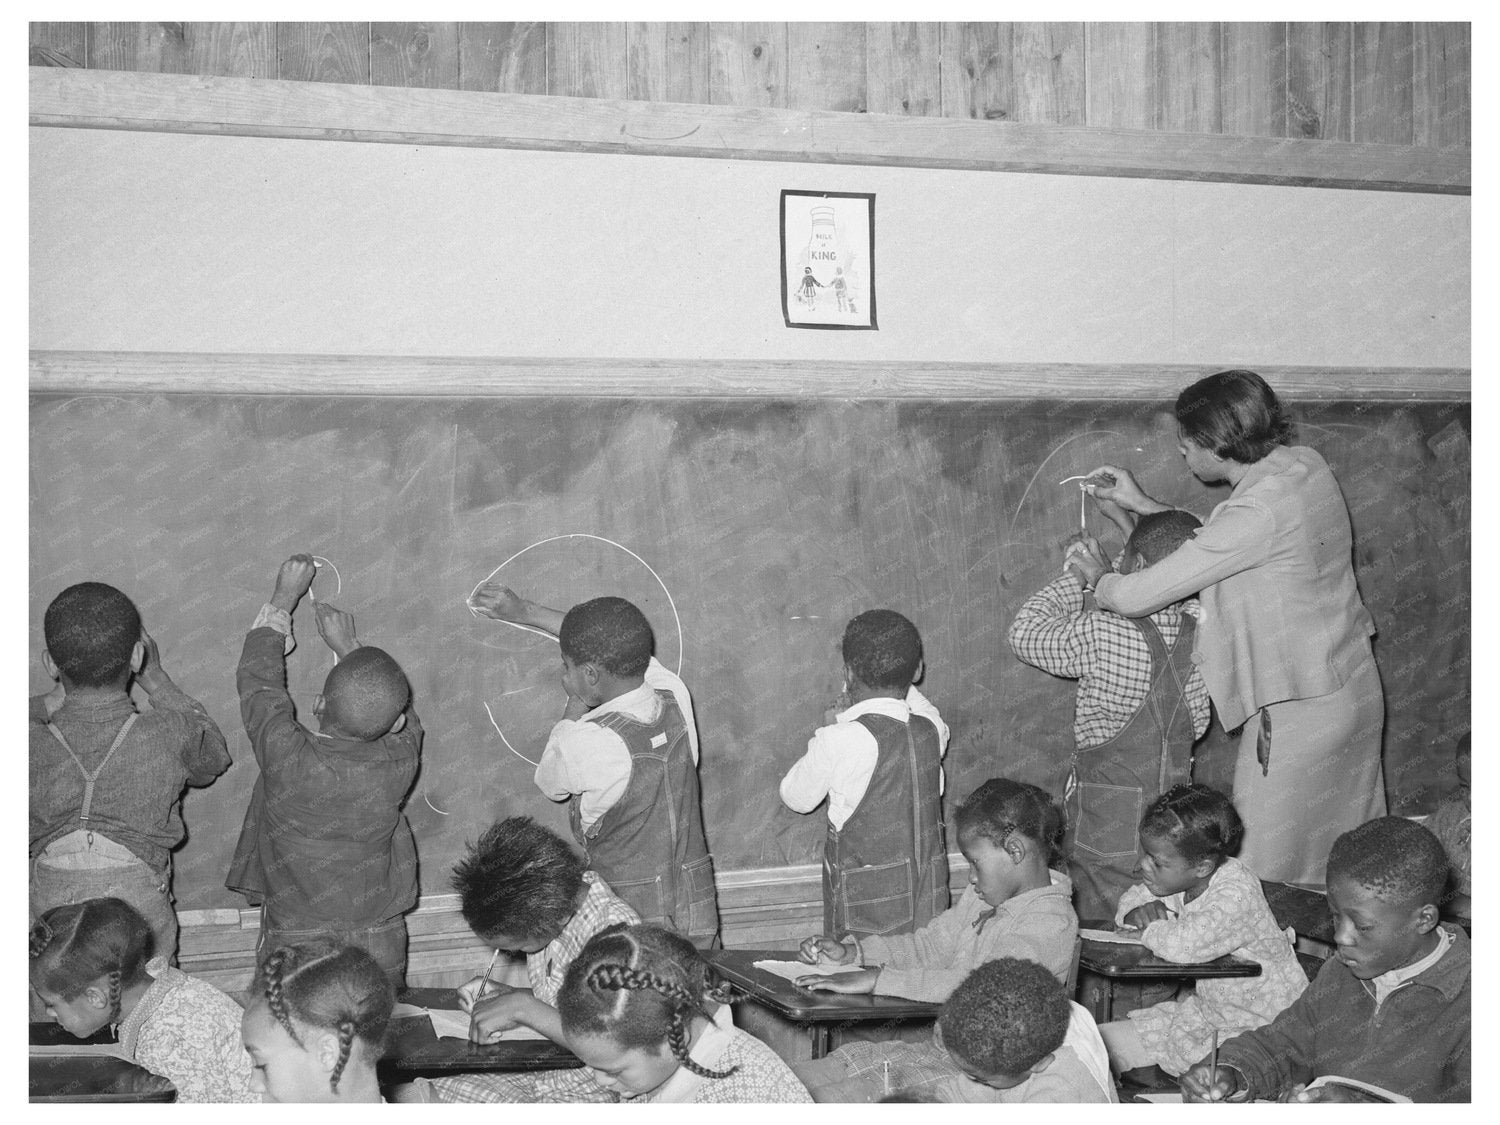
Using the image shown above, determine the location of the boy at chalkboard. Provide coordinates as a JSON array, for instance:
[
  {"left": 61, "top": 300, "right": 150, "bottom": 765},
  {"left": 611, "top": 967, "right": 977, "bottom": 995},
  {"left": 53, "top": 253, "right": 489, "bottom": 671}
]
[
  {"left": 227, "top": 555, "right": 423, "bottom": 988},
  {"left": 779, "top": 609, "right": 949, "bottom": 939},
  {"left": 31, "top": 582, "right": 231, "bottom": 968},
  {"left": 468, "top": 582, "right": 718, "bottom": 948},
  {"left": 1007, "top": 508, "right": 1210, "bottom": 923}
]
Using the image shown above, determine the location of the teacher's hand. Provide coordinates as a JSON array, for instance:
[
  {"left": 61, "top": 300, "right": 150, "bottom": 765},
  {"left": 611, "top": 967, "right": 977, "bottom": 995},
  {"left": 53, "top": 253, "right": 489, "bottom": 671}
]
[{"left": 1083, "top": 465, "right": 1168, "bottom": 517}]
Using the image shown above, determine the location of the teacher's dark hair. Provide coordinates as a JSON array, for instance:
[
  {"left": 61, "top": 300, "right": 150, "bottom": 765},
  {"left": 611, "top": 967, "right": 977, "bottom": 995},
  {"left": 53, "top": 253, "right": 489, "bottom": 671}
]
[{"left": 1175, "top": 370, "right": 1292, "bottom": 464}]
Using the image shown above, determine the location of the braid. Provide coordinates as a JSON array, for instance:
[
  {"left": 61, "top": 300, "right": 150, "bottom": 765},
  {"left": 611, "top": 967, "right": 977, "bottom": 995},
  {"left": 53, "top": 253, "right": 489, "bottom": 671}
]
[
  {"left": 587, "top": 964, "right": 739, "bottom": 1081},
  {"left": 105, "top": 968, "right": 123, "bottom": 1024},
  {"left": 262, "top": 948, "right": 304, "bottom": 1047},
  {"left": 29, "top": 920, "right": 54, "bottom": 958},
  {"left": 329, "top": 1019, "right": 356, "bottom": 1093}
]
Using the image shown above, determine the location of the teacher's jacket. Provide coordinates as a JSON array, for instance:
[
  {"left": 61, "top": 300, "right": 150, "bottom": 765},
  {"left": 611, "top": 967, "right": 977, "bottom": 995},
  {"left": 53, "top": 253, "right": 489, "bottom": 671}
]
[{"left": 1094, "top": 445, "right": 1374, "bottom": 731}]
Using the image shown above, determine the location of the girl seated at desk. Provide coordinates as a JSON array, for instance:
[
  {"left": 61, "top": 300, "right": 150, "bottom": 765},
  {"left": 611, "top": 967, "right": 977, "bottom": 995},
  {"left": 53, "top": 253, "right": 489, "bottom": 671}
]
[{"left": 1100, "top": 784, "right": 1306, "bottom": 1084}]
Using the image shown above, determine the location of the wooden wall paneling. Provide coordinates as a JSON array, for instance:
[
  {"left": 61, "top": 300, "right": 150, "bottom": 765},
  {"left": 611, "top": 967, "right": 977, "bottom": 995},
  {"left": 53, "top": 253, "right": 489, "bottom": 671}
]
[
  {"left": 1220, "top": 22, "right": 1287, "bottom": 138},
  {"left": 1086, "top": 22, "right": 1157, "bottom": 129},
  {"left": 1012, "top": 22, "right": 1086, "bottom": 125},
  {"left": 708, "top": 22, "right": 785, "bottom": 107},
  {"left": 866, "top": 22, "right": 942, "bottom": 116},
  {"left": 1352, "top": 22, "right": 1415, "bottom": 145},
  {"left": 1287, "top": 22, "right": 1352, "bottom": 140},
  {"left": 277, "top": 22, "right": 370, "bottom": 85},
  {"left": 1414, "top": 22, "right": 1469, "bottom": 151},
  {"left": 30, "top": 22, "right": 88, "bottom": 68},
  {"left": 457, "top": 22, "right": 546, "bottom": 94},
  {"left": 370, "top": 22, "right": 460, "bottom": 89},
  {"left": 88, "top": 22, "right": 189, "bottom": 74},
  {"left": 938, "top": 22, "right": 1013, "bottom": 120},
  {"left": 785, "top": 22, "right": 867, "bottom": 112},
  {"left": 546, "top": 23, "right": 629, "bottom": 100},
  {"left": 626, "top": 22, "right": 710, "bottom": 104},
  {"left": 1155, "top": 22, "right": 1222, "bottom": 133},
  {"left": 183, "top": 23, "right": 276, "bottom": 79},
  {"left": 30, "top": 69, "right": 1469, "bottom": 193}
]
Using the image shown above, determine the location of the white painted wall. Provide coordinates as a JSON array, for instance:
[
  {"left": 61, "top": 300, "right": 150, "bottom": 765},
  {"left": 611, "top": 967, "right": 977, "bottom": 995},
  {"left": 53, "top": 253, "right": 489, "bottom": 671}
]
[{"left": 31, "top": 128, "right": 1469, "bottom": 368}]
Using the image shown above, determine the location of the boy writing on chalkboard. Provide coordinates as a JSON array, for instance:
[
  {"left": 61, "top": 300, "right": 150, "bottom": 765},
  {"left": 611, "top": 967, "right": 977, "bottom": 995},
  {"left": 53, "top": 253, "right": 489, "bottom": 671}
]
[
  {"left": 779, "top": 609, "right": 949, "bottom": 938},
  {"left": 1007, "top": 508, "right": 1210, "bottom": 923},
  {"left": 31, "top": 582, "right": 231, "bottom": 967},
  {"left": 227, "top": 554, "right": 423, "bottom": 988},
  {"left": 469, "top": 582, "right": 718, "bottom": 948}
]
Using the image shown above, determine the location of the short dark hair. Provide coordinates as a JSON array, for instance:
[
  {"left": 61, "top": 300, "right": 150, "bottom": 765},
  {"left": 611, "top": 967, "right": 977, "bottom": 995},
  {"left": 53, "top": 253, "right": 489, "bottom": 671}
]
[
  {"left": 322, "top": 646, "right": 409, "bottom": 740},
  {"left": 1175, "top": 370, "right": 1292, "bottom": 464},
  {"left": 841, "top": 609, "right": 922, "bottom": 691},
  {"left": 940, "top": 958, "right": 1070, "bottom": 1078},
  {"left": 559, "top": 597, "right": 653, "bottom": 678},
  {"left": 453, "top": 816, "right": 587, "bottom": 947},
  {"left": 30, "top": 898, "right": 153, "bottom": 1019},
  {"left": 252, "top": 939, "right": 393, "bottom": 1095},
  {"left": 43, "top": 582, "right": 141, "bottom": 688},
  {"left": 1326, "top": 816, "right": 1448, "bottom": 909},
  {"left": 558, "top": 922, "right": 739, "bottom": 1081},
  {"left": 955, "top": 778, "right": 1063, "bottom": 863},
  {"left": 1138, "top": 784, "right": 1243, "bottom": 868},
  {"left": 1124, "top": 509, "right": 1203, "bottom": 569}
]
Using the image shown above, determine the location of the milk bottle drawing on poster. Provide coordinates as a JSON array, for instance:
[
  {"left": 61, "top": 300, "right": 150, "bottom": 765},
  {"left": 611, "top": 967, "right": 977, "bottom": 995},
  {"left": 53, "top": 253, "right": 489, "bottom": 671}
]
[{"left": 780, "top": 190, "right": 876, "bottom": 330}]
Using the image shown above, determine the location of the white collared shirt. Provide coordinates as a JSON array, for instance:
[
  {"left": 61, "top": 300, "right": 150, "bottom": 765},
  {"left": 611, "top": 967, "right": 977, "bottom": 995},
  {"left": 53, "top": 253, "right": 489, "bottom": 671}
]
[{"left": 778, "top": 687, "right": 948, "bottom": 829}]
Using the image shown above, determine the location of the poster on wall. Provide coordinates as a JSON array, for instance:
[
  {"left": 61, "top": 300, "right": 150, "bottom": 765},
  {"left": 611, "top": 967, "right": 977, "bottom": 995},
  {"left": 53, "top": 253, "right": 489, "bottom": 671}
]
[{"left": 780, "top": 190, "right": 876, "bottom": 330}]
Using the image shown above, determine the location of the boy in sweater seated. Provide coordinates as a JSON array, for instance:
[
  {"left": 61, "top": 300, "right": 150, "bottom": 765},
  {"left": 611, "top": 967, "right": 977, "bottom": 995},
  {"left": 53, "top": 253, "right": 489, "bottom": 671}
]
[
  {"left": 930, "top": 958, "right": 1116, "bottom": 1103},
  {"left": 1180, "top": 817, "right": 1469, "bottom": 1103}
]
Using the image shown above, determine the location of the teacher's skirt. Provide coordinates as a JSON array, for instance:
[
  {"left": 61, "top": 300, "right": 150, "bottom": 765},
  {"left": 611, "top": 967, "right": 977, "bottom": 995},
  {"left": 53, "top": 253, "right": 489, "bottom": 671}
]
[{"left": 1232, "top": 652, "right": 1386, "bottom": 885}]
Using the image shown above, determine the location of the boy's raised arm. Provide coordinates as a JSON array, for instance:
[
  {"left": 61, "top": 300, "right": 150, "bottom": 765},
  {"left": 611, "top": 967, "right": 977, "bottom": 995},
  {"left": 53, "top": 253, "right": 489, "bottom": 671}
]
[
  {"left": 469, "top": 582, "right": 565, "bottom": 637},
  {"left": 138, "top": 630, "right": 230, "bottom": 784},
  {"left": 237, "top": 555, "right": 317, "bottom": 761}
]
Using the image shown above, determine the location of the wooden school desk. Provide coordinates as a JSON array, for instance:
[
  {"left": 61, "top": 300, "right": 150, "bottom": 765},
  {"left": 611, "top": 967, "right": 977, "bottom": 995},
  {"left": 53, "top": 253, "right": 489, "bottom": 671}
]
[
  {"left": 1077, "top": 938, "right": 1261, "bottom": 1022},
  {"left": 379, "top": 986, "right": 581, "bottom": 1082},
  {"left": 29, "top": 1023, "right": 176, "bottom": 1103},
  {"left": 708, "top": 949, "right": 939, "bottom": 1059}
]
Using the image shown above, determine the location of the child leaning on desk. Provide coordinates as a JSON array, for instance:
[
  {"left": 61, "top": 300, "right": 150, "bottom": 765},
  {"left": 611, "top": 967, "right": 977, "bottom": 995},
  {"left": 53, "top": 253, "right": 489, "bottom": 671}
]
[
  {"left": 557, "top": 922, "right": 811, "bottom": 1102},
  {"left": 395, "top": 815, "right": 640, "bottom": 1104},
  {"left": 1096, "top": 784, "right": 1306, "bottom": 1082},
  {"left": 789, "top": 778, "right": 1078, "bottom": 1102},
  {"left": 779, "top": 609, "right": 950, "bottom": 939},
  {"left": 1179, "top": 817, "right": 1470, "bottom": 1103},
  {"left": 469, "top": 582, "right": 719, "bottom": 947}
]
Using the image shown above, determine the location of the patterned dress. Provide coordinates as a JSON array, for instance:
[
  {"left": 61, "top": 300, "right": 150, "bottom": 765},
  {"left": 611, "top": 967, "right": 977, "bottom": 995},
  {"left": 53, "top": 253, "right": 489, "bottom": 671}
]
[
  {"left": 118, "top": 958, "right": 257, "bottom": 1102},
  {"left": 633, "top": 1019, "right": 811, "bottom": 1103},
  {"left": 1113, "top": 857, "right": 1307, "bottom": 1074},
  {"left": 428, "top": 872, "right": 639, "bottom": 1103}
]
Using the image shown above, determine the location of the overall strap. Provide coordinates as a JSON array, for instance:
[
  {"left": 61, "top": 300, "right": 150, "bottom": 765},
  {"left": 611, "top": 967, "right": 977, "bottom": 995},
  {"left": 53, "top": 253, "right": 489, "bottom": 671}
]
[
  {"left": 903, "top": 720, "right": 922, "bottom": 866},
  {"left": 1132, "top": 615, "right": 1191, "bottom": 792},
  {"left": 48, "top": 713, "right": 139, "bottom": 828}
]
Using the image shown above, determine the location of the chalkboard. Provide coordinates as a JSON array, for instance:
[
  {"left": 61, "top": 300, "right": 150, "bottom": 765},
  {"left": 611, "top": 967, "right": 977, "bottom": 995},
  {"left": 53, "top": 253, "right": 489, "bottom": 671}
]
[{"left": 28, "top": 393, "right": 1470, "bottom": 909}]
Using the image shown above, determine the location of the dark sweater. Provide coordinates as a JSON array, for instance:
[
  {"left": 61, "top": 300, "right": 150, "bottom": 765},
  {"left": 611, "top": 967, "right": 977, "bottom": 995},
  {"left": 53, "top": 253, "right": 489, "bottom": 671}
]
[{"left": 1215, "top": 925, "right": 1469, "bottom": 1103}]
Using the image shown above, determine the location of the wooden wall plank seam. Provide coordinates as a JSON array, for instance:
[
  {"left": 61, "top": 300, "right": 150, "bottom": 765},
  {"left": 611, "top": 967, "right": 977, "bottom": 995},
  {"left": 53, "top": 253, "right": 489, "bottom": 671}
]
[
  {"left": 28, "top": 68, "right": 1471, "bottom": 193},
  {"left": 28, "top": 352, "right": 1471, "bottom": 401}
]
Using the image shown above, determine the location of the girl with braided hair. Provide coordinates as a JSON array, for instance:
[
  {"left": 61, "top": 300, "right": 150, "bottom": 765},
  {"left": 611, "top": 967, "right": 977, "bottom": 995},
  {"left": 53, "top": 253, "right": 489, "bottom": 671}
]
[
  {"left": 240, "top": 938, "right": 394, "bottom": 1103},
  {"left": 30, "top": 897, "right": 255, "bottom": 1101},
  {"left": 1099, "top": 783, "right": 1307, "bottom": 1082},
  {"left": 558, "top": 923, "right": 810, "bottom": 1102}
]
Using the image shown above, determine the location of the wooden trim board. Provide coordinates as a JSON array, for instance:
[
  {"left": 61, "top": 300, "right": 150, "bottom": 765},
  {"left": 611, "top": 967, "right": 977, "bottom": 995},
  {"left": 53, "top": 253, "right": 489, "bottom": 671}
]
[
  {"left": 178, "top": 859, "right": 968, "bottom": 993},
  {"left": 30, "top": 68, "right": 1469, "bottom": 194},
  {"left": 29, "top": 352, "right": 1470, "bottom": 401}
]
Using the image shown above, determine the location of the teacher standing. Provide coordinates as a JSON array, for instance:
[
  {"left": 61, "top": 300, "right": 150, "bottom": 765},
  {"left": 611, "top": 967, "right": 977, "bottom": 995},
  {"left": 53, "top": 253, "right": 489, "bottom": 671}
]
[{"left": 1071, "top": 370, "right": 1385, "bottom": 884}]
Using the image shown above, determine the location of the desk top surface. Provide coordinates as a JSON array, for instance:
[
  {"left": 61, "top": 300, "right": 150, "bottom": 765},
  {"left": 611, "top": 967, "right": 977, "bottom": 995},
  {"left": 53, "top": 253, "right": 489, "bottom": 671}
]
[
  {"left": 1078, "top": 941, "right": 1262, "bottom": 979},
  {"left": 709, "top": 948, "right": 940, "bottom": 1022},
  {"left": 381, "top": 987, "right": 580, "bottom": 1074}
]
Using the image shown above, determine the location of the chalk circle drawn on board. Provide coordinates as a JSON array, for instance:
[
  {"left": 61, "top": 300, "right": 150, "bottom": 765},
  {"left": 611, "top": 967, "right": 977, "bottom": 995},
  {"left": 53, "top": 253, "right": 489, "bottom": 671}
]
[
  {"left": 468, "top": 533, "right": 685, "bottom": 770},
  {"left": 1006, "top": 430, "right": 1129, "bottom": 546}
]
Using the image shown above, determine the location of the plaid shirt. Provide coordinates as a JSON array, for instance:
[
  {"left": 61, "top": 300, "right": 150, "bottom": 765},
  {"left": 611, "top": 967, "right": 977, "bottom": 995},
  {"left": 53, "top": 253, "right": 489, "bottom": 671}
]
[
  {"left": 1008, "top": 572, "right": 1210, "bottom": 751},
  {"left": 428, "top": 872, "right": 639, "bottom": 1104}
]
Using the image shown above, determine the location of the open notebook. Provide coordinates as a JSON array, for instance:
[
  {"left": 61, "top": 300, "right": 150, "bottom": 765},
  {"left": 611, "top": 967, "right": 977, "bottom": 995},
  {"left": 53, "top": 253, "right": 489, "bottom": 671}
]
[
  {"left": 750, "top": 959, "right": 864, "bottom": 983},
  {"left": 391, "top": 1001, "right": 547, "bottom": 1041}
]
